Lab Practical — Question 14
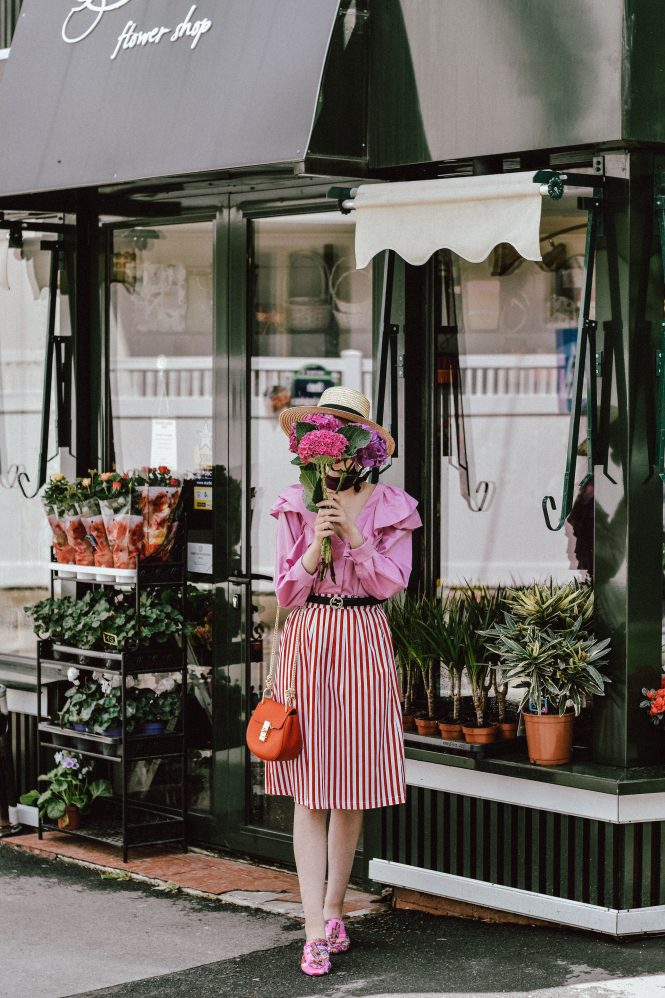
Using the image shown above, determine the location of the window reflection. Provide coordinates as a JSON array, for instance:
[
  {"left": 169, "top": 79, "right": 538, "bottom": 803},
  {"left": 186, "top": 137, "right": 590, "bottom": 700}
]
[
  {"left": 441, "top": 203, "right": 591, "bottom": 587},
  {"left": 110, "top": 220, "right": 215, "bottom": 814},
  {"left": 0, "top": 230, "right": 62, "bottom": 657}
]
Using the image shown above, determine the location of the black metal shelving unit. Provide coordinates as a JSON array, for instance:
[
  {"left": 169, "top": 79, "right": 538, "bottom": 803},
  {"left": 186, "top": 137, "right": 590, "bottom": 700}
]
[{"left": 35, "top": 555, "right": 188, "bottom": 862}]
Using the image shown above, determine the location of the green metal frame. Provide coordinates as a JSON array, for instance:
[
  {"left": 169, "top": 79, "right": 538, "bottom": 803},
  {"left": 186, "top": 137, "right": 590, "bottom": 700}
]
[
  {"left": 542, "top": 194, "right": 601, "bottom": 530},
  {"left": 654, "top": 182, "right": 665, "bottom": 483}
]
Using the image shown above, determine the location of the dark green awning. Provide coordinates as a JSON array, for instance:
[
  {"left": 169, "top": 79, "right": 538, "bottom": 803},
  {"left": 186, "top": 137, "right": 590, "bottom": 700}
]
[{"left": 0, "top": 0, "right": 342, "bottom": 196}]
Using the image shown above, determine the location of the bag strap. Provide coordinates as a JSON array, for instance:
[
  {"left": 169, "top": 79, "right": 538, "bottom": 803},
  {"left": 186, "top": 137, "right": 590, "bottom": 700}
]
[{"left": 263, "top": 603, "right": 304, "bottom": 711}]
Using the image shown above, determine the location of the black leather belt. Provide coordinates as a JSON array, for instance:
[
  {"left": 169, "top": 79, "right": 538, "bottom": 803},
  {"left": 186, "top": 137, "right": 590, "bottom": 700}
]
[{"left": 306, "top": 594, "right": 384, "bottom": 608}]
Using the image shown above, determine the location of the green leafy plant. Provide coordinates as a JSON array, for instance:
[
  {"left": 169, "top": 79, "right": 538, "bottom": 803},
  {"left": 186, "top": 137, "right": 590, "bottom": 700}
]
[
  {"left": 58, "top": 674, "right": 103, "bottom": 728},
  {"left": 386, "top": 596, "right": 417, "bottom": 715},
  {"left": 24, "top": 597, "right": 69, "bottom": 642},
  {"left": 135, "top": 678, "right": 182, "bottom": 725},
  {"left": 41, "top": 472, "right": 70, "bottom": 508},
  {"left": 102, "top": 588, "right": 186, "bottom": 650},
  {"left": 387, "top": 593, "right": 437, "bottom": 718},
  {"left": 462, "top": 586, "right": 506, "bottom": 726},
  {"left": 19, "top": 752, "right": 112, "bottom": 827},
  {"left": 484, "top": 582, "right": 610, "bottom": 716}
]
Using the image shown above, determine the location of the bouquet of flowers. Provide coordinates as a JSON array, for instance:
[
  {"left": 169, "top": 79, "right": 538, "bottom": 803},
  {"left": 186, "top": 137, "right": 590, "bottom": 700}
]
[
  {"left": 42, "top": 473, "right": 77, "bottom": 564},
  {"left": 98, "top": 474, "right": 143, "bottom": 569},
  {"left": 640, "top": 671, "right": 665, "bottom": 726},
  {"left": 132, "top": 466, "right": 183, "bottom": 562},
  {"left": 76, "top": 471, "right": 115, "bottom": 568},
  {"left": 289, "top": 413, "right": 388, "bottom": 581}
]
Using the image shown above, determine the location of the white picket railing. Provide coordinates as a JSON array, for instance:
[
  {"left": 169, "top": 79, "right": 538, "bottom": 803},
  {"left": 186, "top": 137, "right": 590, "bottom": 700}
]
[{"left": 0, "top": 350, "right": 564, "bottom": 416}]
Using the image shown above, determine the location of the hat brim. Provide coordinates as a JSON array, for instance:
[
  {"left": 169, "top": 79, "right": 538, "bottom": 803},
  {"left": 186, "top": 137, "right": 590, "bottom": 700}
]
[{"left": 278, "top": 405, "right": 395, "bottom": 456}]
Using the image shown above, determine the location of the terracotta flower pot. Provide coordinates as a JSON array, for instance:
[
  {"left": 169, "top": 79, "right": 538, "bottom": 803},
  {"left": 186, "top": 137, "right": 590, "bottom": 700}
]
[
  {"left": 57, "top": 805, "right": 81, "bottom": 831},
  {"left": 414, "top": 718, "right": 438, "bottom": 736},
  {"left": 462, "top": 724, "right": 497, "bottom": 745},
  {"left": 402, "top": 714, "right": 416, "bottom": 732},
  {"left": 438, "top": 721, "right": 464, "bottom": 740},
  {"left": 523, "top": 710, "right": 574, "bottom": 765},
  {"left": 496, "top": 721, "right": 518, "bottom": 741}
]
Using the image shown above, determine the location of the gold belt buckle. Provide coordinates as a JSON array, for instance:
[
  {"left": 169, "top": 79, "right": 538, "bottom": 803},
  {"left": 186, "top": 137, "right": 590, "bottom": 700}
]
[{"left": 329, "top": 594, "right": 344, "bottom": 610}]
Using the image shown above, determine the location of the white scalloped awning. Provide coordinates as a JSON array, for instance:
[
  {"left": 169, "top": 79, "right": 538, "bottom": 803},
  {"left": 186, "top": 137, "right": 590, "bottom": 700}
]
[{"left": 354, "top": 172, "right": 543, "bottom": 269}]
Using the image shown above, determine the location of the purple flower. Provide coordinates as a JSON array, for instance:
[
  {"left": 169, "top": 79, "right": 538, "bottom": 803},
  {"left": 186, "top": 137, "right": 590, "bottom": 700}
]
[
  {"left": 61, "top": 756, "right": 79, "bottom": 770},
  {"left": 355, "top": 426, "right": 389, "bottom": 469}
]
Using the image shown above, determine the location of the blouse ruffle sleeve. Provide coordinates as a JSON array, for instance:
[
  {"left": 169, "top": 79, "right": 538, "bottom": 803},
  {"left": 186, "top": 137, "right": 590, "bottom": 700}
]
[
  {"left": 270, "top": 486, "right": 316, "bottom": 608},
  {"left": 347, "top": 485, "right": 421, "bottom": 600}
]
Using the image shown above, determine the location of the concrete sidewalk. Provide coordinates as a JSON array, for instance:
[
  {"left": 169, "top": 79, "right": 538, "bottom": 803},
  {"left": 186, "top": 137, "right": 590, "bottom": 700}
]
[
  {"left": 5, "top": 843, "right": 665, "bottom": 998},
  {"left": 3, "top": 830, "right": 379, "bottom": 919}
]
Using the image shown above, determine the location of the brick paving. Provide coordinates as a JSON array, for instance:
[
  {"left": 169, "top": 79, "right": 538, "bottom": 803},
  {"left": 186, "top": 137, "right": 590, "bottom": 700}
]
[{"left": 2, "top": 832, "right": 380, "bottom": 918}]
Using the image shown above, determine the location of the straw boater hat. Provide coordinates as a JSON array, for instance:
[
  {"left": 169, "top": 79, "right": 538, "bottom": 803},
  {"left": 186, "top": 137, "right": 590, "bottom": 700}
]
[{"left": 279, "top": 386, "right": 395, "bottom": 456}]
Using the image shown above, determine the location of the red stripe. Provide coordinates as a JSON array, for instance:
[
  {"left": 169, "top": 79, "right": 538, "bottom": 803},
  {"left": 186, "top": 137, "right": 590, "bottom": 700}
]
[{"left": 265, "top": 604, "right": 406, "bottom": 810}]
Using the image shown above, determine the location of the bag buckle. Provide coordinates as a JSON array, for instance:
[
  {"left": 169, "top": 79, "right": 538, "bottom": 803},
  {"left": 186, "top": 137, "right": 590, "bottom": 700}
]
[
  {"left": 259, "top": 720, "right": 272, "bottom": 742},
  {"left": 329, "top": 594, "right": 344, "bottom": 609}
]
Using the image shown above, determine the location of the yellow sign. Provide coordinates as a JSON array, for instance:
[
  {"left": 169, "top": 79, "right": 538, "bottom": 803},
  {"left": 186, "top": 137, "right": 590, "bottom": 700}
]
[{"left": 194, "top": 485, "right": 213, "bottom": 511}]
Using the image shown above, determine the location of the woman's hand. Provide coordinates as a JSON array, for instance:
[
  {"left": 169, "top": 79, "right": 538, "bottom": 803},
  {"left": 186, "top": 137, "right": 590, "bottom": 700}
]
[
  {"left": 301, "top": 508, "right": 336, "bottom": 574},
  {"left": 316, "top": 495, "right": 364, "bottom": 548}
]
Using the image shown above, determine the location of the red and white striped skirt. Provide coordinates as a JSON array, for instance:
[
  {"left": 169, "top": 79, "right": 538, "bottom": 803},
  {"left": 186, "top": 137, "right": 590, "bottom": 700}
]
[{"left": 265, "top": 603, "right": 406, "bottom": 810}]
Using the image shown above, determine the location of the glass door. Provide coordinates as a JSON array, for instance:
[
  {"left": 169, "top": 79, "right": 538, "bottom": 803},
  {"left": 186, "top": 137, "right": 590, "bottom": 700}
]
[
  {"left": 219, "top": 200, "right": 398, "bottom": 861},
  {"left": 105, "top": 216, "right": 226, "bottom": 843}
]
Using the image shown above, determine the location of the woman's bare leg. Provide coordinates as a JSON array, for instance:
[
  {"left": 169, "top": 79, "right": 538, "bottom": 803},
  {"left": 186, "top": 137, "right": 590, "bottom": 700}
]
[
  {"left": 293, "top": 804, "right": 328, "bottom": 939},
  {"left": 323, "top": 809, "right": 363, "bottom": 921}
]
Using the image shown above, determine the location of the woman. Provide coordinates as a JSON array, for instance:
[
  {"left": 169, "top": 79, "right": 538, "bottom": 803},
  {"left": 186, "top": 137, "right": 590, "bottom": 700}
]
[{"left": 267, "top": 386, "right": 421, "bottom": 977}]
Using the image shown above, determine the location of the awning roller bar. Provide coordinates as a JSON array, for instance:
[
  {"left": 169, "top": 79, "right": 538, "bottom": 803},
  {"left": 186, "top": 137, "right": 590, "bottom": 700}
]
[{"left": 328, "top": 171, "right": 603, "bottom": 213}]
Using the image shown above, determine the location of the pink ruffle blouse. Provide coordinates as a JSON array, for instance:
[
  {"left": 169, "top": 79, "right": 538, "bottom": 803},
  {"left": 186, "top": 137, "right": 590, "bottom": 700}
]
[{"left": 270, "top": 483, "right": 422, "bottom": 607}]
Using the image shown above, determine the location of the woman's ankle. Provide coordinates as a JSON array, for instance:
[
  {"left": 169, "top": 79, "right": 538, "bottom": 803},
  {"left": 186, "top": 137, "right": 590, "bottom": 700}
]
[
  {"left": 305, "top": 919, "right": 326, "bottom": 940},
  {"left": 323, "top": 907, "right": 343, "bottom": 922}
]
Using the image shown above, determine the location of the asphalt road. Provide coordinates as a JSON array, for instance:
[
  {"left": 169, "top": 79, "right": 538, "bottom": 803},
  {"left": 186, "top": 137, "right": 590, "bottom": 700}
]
[{"left": 3, "top": 845, "right": 665, "bottom": 998}]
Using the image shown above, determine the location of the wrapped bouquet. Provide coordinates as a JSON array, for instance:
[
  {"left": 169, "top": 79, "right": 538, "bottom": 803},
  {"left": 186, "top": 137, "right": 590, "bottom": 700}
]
[
  {"left": 132, "top": 466, "right": 183, "bottom": 562},
  {"left": 42, "top": 474, "right": 76, "bottom": 564},
  {"left": 288, "top": 413, "right": 388, "bottom": 581}
]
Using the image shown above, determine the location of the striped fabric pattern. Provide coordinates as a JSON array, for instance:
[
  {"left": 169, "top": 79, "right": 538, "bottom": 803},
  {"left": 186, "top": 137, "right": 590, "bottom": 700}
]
[{"left": 265, "top": 603, "right": 406, "bottom": 810}]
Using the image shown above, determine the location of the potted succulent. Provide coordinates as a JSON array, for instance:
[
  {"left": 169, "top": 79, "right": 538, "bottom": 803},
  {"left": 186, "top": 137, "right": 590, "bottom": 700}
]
[
  {"left": 485, "top": 582, "right": 611, "bottom": 765},
  {"left": 19, "top": 751, "right": 112, "bottom": 830}
]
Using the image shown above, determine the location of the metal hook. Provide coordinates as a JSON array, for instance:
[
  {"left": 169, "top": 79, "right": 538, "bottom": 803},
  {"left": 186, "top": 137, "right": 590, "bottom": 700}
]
[
  {"left": 542, "top": 493, "right": 566, "bottom": 532},
  {"left": 468, "top": 480, "right": 490, "bottom": 513},
  {"left": 17, "top": 468, "right": 40, "bottom": 500}
]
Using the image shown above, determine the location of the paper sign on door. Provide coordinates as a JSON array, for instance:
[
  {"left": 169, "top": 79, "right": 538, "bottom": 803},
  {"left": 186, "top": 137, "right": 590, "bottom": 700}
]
[{"left": 150, "top": 418, "right": 178, "bottom": 469}]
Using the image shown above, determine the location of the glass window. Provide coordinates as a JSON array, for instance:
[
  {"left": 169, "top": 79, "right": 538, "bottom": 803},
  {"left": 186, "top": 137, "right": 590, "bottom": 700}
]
[
  {"left": 0, "top": 229, "right": 62, "bottom": 657},
  {"left": 109, "top": 220, "right": 215, "bottom": 813},
  {"left": 440, "top": 201, "right": 591, "bottom": 587}
]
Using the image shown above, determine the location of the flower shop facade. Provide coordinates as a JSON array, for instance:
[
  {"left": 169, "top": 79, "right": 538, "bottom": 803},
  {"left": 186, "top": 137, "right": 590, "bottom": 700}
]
[{"left": 1, "top": 0, "right": 665, "bottom": 934}]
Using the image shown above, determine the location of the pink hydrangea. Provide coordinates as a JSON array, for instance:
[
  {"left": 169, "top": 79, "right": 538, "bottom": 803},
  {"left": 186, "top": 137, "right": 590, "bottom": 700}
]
[
  {"left": 308, "top": 412, "right": 343, "bottom": 431},
  {"left": 355, "top": 425, "right": 389, "bottom": 468},
  {"left": 289, "top": 414, "right": 342, "bottom": 454},
  {"left": 297, "top": 429, "right": 347, "bottom": 464}
]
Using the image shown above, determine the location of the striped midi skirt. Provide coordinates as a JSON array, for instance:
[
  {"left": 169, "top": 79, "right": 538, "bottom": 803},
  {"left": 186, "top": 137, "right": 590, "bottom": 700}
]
[{"left": 265, "top": 603, "right": 406, "bottom": 810}]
